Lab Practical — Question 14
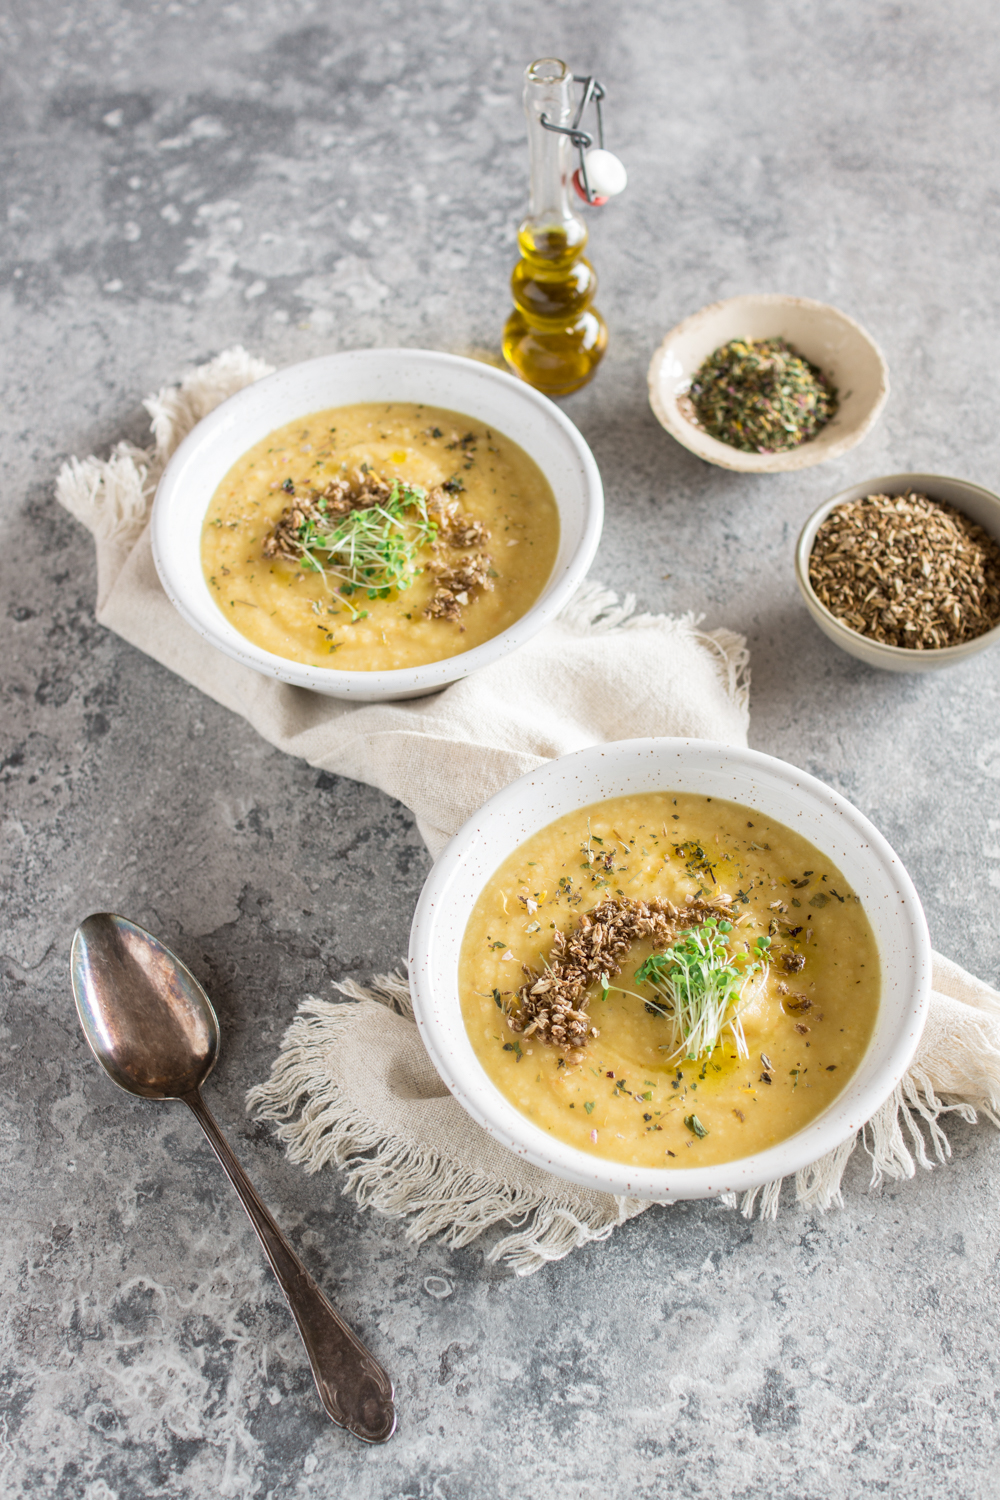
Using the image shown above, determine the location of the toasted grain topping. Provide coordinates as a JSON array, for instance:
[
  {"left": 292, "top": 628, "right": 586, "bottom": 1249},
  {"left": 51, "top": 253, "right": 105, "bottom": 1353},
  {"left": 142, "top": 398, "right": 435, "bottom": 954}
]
[
  {"left": 785, "top": 992, "right": 812, "bottom": 1012},
  {"left": 508, "top": 894, "right": 733, "bottom": 1051},
  {"left": 444, "top": 516, "right": 490, "bottom": 549},
  {"left": 425, "top": 552, "right": 495, "bottom": 623},
  {"left": 262, "top": 472, "right": 388, "bottom": 561},
  {"left": 262, "top": 470, "right": 495, "bottom": 625},
  {"left": 809, "top": 491, "right": 1000, "bottom": 649}
]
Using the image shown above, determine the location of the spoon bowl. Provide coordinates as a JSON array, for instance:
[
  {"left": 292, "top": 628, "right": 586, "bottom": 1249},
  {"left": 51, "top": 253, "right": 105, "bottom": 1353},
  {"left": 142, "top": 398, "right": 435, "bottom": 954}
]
[
  {"left": 70, "top": 912, "right": 395, "bottom": 1444},
  {"left": 72, "top": 914, "right": 219, "bottom": 1098}
]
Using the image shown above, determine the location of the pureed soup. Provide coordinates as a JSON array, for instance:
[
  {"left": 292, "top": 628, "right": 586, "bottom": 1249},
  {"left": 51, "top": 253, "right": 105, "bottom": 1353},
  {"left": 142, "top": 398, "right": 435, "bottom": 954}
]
[
  {"left": 458, "top": 792, "right": 880, "bottom": 1169},
  {"left": 200, "top": 402, "right": 560, "bottom": 672}
]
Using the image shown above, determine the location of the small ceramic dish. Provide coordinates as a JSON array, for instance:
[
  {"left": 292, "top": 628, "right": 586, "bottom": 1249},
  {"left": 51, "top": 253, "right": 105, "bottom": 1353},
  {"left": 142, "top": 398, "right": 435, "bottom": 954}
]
[
  {"left": 647, "top": 293, "right": 889, "bottom": 473},
  {"left": 408, "top": 738, "right": 930, "bottom": 1202},
  {"left": 796, "top": 472, "right": 1000, "bottom": 673},
  {"left": 152, "top": 349, "right": 604, "bottom": 703}
]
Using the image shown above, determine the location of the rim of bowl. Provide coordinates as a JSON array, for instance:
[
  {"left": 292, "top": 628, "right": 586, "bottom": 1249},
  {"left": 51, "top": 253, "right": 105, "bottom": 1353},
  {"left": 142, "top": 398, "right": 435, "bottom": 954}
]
[
  {"left": 647, "top": 293, "right": 889, "bottom": 474},
  {"left": 795, "top": 471, "right": 1000, "bottom": 666},
  {"left": 151, "top": 348, "right": 605, "bottom": 699},
  {"left": 408, "top": 737, "right": 932, "bottom": 1201}
]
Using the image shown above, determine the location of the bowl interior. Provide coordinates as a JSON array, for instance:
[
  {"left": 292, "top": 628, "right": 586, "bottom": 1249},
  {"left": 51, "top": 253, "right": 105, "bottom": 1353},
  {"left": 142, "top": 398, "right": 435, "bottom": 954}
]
[
  {"left": 409, "top": 739, "right": 930, "bottom": 1200},
  {"left": 152, "top": 349, "right": 603, "bottom": 699},
  {"left": 796, "top": 472, "right": 1000, "bottom": 671},
  {"left": 649, "top": 295, "right": 888, "bottom": 473}
]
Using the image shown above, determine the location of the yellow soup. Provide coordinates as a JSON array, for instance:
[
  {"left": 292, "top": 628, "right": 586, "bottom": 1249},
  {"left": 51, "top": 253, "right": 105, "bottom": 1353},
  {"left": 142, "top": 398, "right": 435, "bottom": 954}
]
[
  {"left": 201, "top": 402, "right": 560, "bottom": 671},
  {"left": 458, "top": 792, "right": 880, "bottom": 1168}
]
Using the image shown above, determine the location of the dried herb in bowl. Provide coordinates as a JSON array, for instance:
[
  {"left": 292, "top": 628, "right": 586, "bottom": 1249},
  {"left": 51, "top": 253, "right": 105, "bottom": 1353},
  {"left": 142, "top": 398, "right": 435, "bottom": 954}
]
[
  {"left": 687, "top": 337, "right": 838, "bottom": 454},
  {"left": 809, "top": 491, "right": 1000, "bottom": 649}
]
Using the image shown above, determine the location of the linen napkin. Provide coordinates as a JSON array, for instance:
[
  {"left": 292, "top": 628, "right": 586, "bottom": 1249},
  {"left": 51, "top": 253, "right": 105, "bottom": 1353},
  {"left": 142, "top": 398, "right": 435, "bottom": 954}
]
[{"left": 57, "top": 348, "right": 1000, "bottom": 1273}]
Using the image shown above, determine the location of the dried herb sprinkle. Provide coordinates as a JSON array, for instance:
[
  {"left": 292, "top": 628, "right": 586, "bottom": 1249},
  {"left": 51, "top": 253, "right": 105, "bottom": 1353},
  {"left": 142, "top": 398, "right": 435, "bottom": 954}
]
[{"left": 687, "top": 337, "right": 837, "bottom": 453}]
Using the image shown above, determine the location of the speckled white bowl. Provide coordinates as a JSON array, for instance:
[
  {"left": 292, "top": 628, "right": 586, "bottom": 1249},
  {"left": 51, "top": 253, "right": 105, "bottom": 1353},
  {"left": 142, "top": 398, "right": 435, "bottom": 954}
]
[
  {"left": 648, "top": 293, "right": 889, "bottom": 473},
  {"left": 152, "top": 349, "right": 604, "bottom": 702},
  {"left": 408, "top": 738, "right": 931, "bottom": 1202},
  {"left": 796, "top": 472, "right": 1000, "bottom": 672}
]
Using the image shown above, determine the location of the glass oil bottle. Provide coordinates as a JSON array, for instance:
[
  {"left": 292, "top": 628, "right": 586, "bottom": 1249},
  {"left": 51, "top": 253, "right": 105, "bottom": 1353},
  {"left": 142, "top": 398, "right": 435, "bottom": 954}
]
[{"left": 503, "top": 59, "right": 610, "bottom": 398}]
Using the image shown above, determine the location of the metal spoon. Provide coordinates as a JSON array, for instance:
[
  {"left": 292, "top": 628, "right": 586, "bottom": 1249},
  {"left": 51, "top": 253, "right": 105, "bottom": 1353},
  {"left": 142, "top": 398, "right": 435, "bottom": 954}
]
[{"left": 70, "top": 912, "right": 396, "bottom": 1444}]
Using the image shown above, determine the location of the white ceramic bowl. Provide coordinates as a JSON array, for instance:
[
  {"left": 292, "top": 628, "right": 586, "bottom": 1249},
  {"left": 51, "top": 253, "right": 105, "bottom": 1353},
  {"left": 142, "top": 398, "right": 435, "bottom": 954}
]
[
  {"left": 796, "top": 472, "right": 1000, "bottom": 673},
  {"left": 648, "top": 293, "right": 889, "bottom": 473},
  {"left": 152, "top": 349, "right": 604, "bottom": 702},
  {"left": 409, "top": 738, "right": 930, "bottom": 1202}
]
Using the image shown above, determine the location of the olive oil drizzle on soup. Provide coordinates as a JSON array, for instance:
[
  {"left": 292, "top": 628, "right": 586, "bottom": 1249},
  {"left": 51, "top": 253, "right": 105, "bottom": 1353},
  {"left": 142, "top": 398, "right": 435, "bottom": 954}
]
[
  {"left": 458, "top": 793, "right": 880, "bottom": 1169},
  {"left": 200, "top": 402, "right": 560, "bottom": 672}
]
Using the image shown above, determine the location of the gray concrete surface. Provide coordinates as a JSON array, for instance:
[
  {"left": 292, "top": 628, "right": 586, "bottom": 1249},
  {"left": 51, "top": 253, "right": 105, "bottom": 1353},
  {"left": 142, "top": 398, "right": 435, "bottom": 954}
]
[{"left": 2, "top": 2, "right": 1000, "bottom": 1496}]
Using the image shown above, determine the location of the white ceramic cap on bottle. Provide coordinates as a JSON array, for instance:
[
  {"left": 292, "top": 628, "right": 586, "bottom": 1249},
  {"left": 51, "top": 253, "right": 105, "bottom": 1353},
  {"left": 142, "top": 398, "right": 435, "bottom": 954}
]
[{"left": 583, "top": 147, "right": 627, "bottom": 197}]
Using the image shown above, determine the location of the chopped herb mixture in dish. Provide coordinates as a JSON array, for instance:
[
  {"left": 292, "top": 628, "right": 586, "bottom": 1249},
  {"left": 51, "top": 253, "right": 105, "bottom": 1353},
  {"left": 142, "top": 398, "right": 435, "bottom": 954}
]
[
  {"left": 685, "top": 336, "right": 838, "bottom": 453},
  {"left": 200, "top": 402, "right": 560, "bottom": 672},
  {"left": 809, "top": 490, "right": 1000, "bottom": 649},
  {"left": 459, "top": 792, "right": 880, "bottom": 1169}
]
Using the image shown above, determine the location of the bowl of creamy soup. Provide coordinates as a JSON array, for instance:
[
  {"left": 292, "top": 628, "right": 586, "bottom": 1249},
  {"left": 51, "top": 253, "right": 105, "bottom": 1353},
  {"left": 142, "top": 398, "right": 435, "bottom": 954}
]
[
  {"left": 151, "top": 349, "right": 603, "bottom": 701},
  {"left": 408, "top": 739, "right": 931, "bottom": 1200}
]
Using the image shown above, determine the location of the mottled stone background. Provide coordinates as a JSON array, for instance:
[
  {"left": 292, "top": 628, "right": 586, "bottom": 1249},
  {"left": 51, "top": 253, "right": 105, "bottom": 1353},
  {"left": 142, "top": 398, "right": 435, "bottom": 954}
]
[{"left": 2, "top": 1, "right": 999, "bottom": 1496}]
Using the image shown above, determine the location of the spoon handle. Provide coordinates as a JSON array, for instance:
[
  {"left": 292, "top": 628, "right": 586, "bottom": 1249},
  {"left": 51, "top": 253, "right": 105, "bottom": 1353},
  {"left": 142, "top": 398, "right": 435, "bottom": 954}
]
[{"left": 182, "top": 1089, "right": 395, "bottom": 1443}]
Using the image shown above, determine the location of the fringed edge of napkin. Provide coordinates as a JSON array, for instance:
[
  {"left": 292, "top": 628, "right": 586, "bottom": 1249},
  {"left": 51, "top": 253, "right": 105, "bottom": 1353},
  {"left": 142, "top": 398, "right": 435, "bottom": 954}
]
[
  {"left": 249, "top": 973, "right": 1000, "bottom": 1272},
  {"left": 732, "top": 1065, "right": 999, "bottom": 1222},
  {"left": 248, "top": 976, "right": 646, "bottom": 1277},
  {"left": 55, "top": 345, "right": 275, "bottom": 548}
]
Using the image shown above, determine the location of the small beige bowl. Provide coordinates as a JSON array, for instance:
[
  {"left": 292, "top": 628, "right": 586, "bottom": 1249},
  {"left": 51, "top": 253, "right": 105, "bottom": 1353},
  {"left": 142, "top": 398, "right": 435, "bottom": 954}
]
[
  {"left": 648, "top": 293, "right": 889, "bottom": 473},
  {"left": 795, "top": 472, "right": 1000, "bottom": 672}
]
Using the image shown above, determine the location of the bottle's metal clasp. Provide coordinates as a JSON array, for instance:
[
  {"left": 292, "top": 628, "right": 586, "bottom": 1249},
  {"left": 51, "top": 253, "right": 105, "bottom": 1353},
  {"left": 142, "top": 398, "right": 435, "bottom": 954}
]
[{"left": 540, "top": 76, "right": 624, "bottom": 206}]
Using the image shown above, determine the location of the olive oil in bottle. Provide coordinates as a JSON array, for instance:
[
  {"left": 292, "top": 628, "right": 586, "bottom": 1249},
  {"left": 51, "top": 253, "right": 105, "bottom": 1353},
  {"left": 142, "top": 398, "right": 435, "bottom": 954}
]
[{"left": 503, "top": 59, "right": 608, "bottom": 398}]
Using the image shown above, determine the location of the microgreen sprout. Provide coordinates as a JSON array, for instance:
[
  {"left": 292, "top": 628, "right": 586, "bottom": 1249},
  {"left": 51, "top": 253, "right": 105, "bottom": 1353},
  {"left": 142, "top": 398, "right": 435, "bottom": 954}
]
[
  {"left": 292, "top": 481, "right": 437, "bottom": 617},
  {"left": 628, "top": 920, "right": 771, "bottom": 1062}
]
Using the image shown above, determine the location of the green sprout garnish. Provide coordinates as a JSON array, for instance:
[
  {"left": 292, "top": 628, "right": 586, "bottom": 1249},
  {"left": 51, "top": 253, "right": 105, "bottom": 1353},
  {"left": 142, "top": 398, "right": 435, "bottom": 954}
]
[
  {"left": 292, "top": 480, "right": 437, "bottom": 614},
  {"left": 629, "top": 920, "right": 771, "bottom": 1063}
]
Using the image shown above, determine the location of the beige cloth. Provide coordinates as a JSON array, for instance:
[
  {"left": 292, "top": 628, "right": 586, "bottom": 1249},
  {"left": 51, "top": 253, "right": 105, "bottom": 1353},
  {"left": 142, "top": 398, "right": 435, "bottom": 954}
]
[{"left": 57, "top": 348, "right": 1000, "bottom": 1273}]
